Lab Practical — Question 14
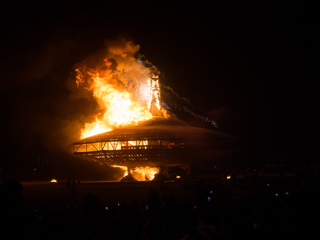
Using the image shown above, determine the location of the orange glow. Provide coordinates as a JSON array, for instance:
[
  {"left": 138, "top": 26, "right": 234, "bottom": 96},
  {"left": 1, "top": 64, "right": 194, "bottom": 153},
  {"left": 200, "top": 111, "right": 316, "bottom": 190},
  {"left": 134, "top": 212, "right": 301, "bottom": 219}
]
[
  {"left": 148, "top": 76, "right": 162, "bottom": 116},
  {"left": 50, "top": 179, "right": 58, "bottom": 183},
  {"left": 111, "top": 165, "right": 159, "bottom": 181},
  {"left": 111, "top": 165, "right": 128, "bottom": 177},
  {"left": 226, "top": 175, "right": 231, "bottom": 179},
  {"left": 132, "top": 167, "right": 159, "bottom": 181},
  {"left": 75, "top": 41, "right": 166, "bottom": 139},
  {"left": 81, "top": 119, "right": 112, "bottom": 139}
]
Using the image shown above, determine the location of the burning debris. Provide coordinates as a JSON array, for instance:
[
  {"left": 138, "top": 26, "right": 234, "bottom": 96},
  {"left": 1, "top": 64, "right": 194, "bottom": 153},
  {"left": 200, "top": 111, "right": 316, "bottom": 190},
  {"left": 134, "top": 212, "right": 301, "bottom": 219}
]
[{"left": 113, "top": 165, "right": 160, "bottom": 181}]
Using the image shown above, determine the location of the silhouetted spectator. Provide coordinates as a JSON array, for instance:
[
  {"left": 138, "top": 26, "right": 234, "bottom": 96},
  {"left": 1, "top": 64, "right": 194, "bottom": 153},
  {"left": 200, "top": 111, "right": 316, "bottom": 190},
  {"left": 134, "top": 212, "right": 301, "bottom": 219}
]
[
  {"left": 144, "top": 189, "right": 164, "bottom": 240},
  {"left": 67, "top": 179, "right": 71, "bottom": 189},
  {"left": 230, "top": 172, "right": 237, "bottom": 186},
  {"left": 0, "top": 180, "right": 25, "bottom": 239}
]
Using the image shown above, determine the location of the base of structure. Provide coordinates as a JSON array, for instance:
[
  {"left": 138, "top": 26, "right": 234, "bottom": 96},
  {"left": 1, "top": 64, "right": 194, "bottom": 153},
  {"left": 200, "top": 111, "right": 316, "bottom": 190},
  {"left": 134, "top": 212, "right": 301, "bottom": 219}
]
[
  {"left": 120, "top": 174, "right": 138, "bottom": 182},
  {"left": 152, "top": 172, "right": 169, "bottom": 182}
]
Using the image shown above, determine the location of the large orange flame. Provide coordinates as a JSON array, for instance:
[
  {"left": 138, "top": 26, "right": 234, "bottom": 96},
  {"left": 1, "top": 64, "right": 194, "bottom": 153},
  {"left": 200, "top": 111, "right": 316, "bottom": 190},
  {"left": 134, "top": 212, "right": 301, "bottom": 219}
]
[{"left": 75, "top": 40, "right": 162, "bottom": 139}]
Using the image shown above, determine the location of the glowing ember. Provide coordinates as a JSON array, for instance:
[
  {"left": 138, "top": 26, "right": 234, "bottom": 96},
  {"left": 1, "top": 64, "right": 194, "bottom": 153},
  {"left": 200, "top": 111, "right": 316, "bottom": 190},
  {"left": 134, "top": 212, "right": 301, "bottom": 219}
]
[
  {"left": 50, "top": 179, "right": 58, "bottom": 183},
  {"left": 75, "top": 40, "right": 165, "bottom": 139}
]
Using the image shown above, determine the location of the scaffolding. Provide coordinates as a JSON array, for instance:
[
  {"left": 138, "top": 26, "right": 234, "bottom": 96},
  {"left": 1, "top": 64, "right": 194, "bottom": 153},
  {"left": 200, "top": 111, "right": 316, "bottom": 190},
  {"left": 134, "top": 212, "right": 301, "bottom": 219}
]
[{"left": 73, "top": 133, "right": 239, "bottom": 167}]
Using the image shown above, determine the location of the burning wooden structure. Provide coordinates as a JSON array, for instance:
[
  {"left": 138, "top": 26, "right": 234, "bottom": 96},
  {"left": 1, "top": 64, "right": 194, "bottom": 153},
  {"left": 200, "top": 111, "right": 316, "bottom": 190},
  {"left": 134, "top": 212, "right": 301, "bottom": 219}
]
[
  {"left": 73, "top": 42, "right": 240, "bottom": 179},
  {"left": 73, "top": 117, "right": 240, "bottom": 170}
]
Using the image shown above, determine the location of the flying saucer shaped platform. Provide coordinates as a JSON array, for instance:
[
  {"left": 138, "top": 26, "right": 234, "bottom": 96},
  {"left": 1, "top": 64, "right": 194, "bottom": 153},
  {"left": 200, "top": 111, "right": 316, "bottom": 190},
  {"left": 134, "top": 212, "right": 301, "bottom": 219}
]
[{"left": 73, "top": 117, "right": 240, "bottom": 167}]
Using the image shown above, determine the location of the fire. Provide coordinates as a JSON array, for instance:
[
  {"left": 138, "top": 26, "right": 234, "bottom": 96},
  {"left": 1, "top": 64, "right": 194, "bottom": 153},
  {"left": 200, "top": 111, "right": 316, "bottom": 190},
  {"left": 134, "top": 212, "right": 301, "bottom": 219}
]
[
  {"left": 50, "top": 178, "right": 58, "bottom": 183},
  {"left": 81, "top": 119, "right": 112, "bottom": 140},
  {"left": 112, "top": 165, "right": 160, "bottom": 181},
  {"left": 111, "top": 165, "right": 128, "bottom": 177},
  {"left": 132, "top": 167, "right": 160, "bottom": 181},
  {"left": 75, "top": 40, "right": 164, "bottom": 139},
  {"left": 148, "top": 76, "right": 162, "bottom": 116}
]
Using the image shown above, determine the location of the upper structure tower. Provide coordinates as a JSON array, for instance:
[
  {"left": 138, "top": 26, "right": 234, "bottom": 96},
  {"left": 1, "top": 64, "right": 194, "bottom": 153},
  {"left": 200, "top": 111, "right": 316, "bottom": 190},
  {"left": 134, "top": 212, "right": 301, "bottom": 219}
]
[{"left": 148, "top": 75, "right": 162, "bottom": 116}]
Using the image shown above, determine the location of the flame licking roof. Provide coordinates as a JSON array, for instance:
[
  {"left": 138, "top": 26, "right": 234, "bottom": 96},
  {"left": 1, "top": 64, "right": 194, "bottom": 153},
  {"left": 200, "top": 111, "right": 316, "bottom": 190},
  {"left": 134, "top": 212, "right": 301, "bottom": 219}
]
[
  {"left": 73, "top": 116, "right": 240, "bottom": 168},
  {"left": 75, "top": 116, "right": 237, "bottom": 144}
]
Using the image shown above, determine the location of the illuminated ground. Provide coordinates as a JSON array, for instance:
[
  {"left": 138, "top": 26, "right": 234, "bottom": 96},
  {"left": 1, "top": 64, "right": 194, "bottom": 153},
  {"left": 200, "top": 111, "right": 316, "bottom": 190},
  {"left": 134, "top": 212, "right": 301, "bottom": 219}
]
[
  {"left": 21, "top": 181, "right": 197, "bottom": 208},
  {"left": 20, "top": 174, "right": 289, "bottom": 208}
]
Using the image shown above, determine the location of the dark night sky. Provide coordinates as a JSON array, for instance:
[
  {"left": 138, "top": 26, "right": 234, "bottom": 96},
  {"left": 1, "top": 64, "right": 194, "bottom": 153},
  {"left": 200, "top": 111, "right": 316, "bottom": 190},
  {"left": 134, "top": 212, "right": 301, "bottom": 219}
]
[{"left": 0, "top": 1, "right": 317, "bottom": 177}]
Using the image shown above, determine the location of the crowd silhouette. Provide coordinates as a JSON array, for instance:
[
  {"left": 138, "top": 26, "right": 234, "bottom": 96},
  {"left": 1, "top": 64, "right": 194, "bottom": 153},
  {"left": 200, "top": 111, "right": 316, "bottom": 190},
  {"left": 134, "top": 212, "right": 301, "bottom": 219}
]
[{"left": 1, "top": 167, "right": 320, "bottom": 239}]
